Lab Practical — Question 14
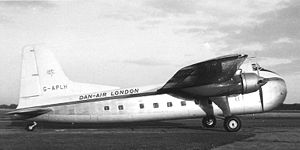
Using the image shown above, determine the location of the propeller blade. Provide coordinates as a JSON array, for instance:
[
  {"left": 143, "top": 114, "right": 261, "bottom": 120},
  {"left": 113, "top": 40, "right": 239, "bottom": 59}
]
[{"left": 259, "top": 87, "right": 264, "bottom": 111}]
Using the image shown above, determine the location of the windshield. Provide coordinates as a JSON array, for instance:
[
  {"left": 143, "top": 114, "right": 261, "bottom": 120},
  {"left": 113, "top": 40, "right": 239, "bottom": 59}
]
[{"left": 252, "top": 63, "right": 278, "bottom": 75}]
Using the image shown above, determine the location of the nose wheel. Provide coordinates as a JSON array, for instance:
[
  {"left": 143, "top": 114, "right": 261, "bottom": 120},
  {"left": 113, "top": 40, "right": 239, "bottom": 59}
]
[
  {"left": 202, "top": 116, "right": 217, "bottom": 128},
  {"left": 223, "top": 116, "right": 241, "bottom": 132},
  {"left": 25, "top": 121, "right": 37, "bottom": 131}
]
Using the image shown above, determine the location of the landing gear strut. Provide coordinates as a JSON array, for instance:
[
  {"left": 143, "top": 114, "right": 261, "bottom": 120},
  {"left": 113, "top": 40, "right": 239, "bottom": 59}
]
[
  {"left": 223, "top": 116, "right": 241, "bottom": 132},
  {"left": 25, "top": 121, "right": 37, "bottom": 131},
  {"left": 210, "top": 96, "right": 242, "bottom": 132},
  {"left": 202, "top": 116, "right": 216, "bottom": 128}
]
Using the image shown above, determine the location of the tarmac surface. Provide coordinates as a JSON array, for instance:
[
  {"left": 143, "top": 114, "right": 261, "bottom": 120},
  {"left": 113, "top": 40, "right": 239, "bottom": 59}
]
[{"left": 0, "top": 109, "right": 299, "bottom": 150}]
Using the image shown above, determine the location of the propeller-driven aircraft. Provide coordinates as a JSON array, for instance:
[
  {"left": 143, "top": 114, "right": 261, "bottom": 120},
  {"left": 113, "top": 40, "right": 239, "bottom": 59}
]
[{"left": 7, "top": 46, "right": 287, "bottom": 132}]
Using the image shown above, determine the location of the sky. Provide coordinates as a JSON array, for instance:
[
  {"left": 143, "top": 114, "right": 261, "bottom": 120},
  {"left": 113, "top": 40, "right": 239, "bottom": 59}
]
[{"left": 0, "top": 0, "right": 299, "bottom": 104}]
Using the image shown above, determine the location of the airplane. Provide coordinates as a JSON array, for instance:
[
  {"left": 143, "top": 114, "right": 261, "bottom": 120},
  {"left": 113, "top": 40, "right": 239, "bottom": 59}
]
[{"left": 7, "top": 46, "right": 287, "bottom": 132}]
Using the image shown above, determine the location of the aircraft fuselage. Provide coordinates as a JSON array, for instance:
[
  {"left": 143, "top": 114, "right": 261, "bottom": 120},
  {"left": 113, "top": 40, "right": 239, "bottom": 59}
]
[{"left": 30, "top": 70, "right": 286, "bottom": 124}]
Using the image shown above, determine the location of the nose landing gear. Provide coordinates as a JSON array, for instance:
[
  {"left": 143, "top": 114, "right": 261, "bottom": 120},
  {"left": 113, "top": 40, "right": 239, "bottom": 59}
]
[{"left": 25, "top": 121, "right": 37, "bottom": 131}]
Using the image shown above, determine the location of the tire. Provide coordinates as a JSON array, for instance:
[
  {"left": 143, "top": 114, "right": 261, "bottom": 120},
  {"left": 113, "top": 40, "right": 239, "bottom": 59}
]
[
  {"left": 202, "top": 116, "right": 217, "bottom": 128},
  {"left": 223, "top": 116, "right": 241, "bottom": 132}
]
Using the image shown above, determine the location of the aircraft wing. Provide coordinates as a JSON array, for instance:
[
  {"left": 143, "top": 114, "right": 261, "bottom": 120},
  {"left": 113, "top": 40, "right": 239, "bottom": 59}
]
[
  {"left": 158, "top": 54, "right": 248, "bottom": 95},
  {"left": 6, "top": 107, "right": 52, "bottom": 119}
]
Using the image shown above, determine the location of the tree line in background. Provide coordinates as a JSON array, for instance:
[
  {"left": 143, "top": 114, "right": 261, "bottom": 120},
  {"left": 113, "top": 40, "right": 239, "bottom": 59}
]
[
  {"left": 274, "top": 103, "right": 300, "bottom": 110},
  {"left": 0, "top": 104, "right": 17, "bottom": 109},
  {"left": 0, "top": 103, "right": 299, "bottom": 110}
]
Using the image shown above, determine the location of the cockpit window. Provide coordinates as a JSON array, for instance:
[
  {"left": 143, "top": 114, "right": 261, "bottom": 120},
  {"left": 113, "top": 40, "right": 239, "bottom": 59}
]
[
  {"left": 260, "top": 68, "right": 278, "bottom": 74},
  {"left": 252, "top": 63, "right": 278, "bottom": 75},
  {"left": 252, "top": 63, "right": 262, "bottom": 71}
]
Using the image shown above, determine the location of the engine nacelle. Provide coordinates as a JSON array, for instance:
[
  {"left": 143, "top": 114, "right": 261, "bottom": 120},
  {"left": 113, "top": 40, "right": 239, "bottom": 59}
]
[
  {"left": 241, "top": 73, "right": 266, "bottom": 94},
  {"left": 181, "top": 73, "right": 267, "bottom": 97}
]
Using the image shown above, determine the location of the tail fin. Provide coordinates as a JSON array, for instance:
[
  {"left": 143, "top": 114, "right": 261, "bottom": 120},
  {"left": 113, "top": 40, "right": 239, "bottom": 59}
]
[
  {"left": 18, "top": 46, "right": 118, "bottom": 109},
  {"left": 20, "top": 46, "right": 71, "bottom": 99}
]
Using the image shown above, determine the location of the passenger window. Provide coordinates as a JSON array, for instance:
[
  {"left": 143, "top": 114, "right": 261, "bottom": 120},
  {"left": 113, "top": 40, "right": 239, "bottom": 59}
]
[
  {"left": 181, "top": 101, "right": 186, "bottom": 106},
  {"left": 153, "top": 103, "right": 159, "bottom": 108},
  {"left": 118, "top": 105, "right": 124, "bottom": 110},
  {"left": 167, "top": 102, "right": 173, "bottom": 107},
  {"left": 104, "top": 106, "right": 109, "bottom": 110},
  {"left": 140, "top": 103, "right": 144, "bottom": 109}
]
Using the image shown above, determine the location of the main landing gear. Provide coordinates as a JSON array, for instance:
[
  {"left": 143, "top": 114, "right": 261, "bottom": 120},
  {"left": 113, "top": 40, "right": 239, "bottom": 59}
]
[
  {"left": 202, "top": 116, "right": 216, "bottom": 128},
  {"left": 202, "top": 115, "right": 242, "bottom": 132},
  {"left": 223, "top": 116, "right": 241, "bottom": 132},
  {"left": 25, "top": 121, "right": 37, "bottom": 131}
]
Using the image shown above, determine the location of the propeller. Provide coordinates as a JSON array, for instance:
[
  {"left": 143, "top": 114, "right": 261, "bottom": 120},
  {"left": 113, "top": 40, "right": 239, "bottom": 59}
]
[
  {"left": 245, "top": 52, "right": 266, "bottom": 111},
  {"left": 259, "top": 85, "right": 264, "bottom": 111},
  {"left": 255, "top": 63, "right": 266, "bottom": 112}
]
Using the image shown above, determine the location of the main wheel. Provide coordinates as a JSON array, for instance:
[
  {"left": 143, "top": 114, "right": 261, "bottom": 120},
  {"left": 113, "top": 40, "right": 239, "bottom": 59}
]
[
  {"left": 223, "top": 116, "right": 241, "bottom": 132},
  {"left": 202, "top": 116, "right": 216, "bottom": 128}
]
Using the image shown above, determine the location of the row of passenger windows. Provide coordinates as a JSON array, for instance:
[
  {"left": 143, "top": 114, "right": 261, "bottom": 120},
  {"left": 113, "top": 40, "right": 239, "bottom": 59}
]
[{"left": 103, "top": 101, "right": 187, "bottom": 111}]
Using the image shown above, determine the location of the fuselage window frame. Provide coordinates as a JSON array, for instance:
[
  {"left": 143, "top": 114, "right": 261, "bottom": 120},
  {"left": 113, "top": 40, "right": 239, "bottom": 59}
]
[
  {"left": 181, "top": 101, "right": 186, "bottom": 106},
  {"left": 167, "top": 102, "right": 173, "bottom": 107},
  {"left": 140, "top": 103, "right": 144, "bottom": 109},
  {"left": 118, "top": 105, "right": 124, "bottom": 110},
  {"left": 104, "top": 106, "right": 110, "bottom": 111},
  {"left": 153, "top": 103, "right": 159, "bottom": 108}
]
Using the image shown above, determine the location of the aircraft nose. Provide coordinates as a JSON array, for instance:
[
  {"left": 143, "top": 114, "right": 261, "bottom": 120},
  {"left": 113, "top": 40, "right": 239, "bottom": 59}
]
[{"left": 262, "top": 76, "right": 287, "bottom": 112}]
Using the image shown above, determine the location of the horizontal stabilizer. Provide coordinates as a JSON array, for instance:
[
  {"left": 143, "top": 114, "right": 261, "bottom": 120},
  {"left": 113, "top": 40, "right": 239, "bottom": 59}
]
[{"left": 6, "top": 107, "right": 52, "bottom": 119}]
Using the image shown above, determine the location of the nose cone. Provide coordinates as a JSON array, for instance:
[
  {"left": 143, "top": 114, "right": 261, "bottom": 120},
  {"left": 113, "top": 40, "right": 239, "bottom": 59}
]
[{"left": 262, "top": 77, "right": 287, "bottom": 112}]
